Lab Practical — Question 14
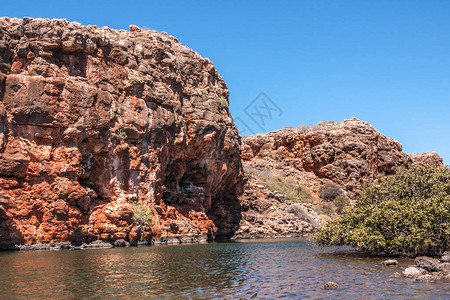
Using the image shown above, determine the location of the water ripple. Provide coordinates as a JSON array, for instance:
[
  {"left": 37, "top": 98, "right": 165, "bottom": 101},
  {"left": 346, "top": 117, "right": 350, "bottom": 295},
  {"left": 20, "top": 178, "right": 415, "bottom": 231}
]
[{"left": 0, "top": 238, "right": 449, "bottom": 299}]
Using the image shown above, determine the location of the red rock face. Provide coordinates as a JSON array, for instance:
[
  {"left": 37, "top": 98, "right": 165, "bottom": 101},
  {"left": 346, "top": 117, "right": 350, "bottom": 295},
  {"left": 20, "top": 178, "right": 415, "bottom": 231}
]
[
  {"left": 242, "top": 118, "right": 444, "bottom": 197},
  {"left": 237, "top": 119, "right": 444, "bottom": 237},
  {"left": 0, "top": 17, "right": 242, "bottom": 247}
]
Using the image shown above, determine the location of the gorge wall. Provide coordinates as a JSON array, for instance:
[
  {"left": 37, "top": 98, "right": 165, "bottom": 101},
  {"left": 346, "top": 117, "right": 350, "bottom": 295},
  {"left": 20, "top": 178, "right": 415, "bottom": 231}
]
[{"left": 0, "top": 17, "right": 243, "bottom": 249}]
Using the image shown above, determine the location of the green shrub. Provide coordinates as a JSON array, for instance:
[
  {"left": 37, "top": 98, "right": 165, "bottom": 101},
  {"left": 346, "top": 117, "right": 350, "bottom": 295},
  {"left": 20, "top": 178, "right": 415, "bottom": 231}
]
[
  {"left": 130, "top": 202, "right": 153, "bottom": 228},
  {"left": 318, "top": 183, "right": 344, "bottom": 201},
  {"left": 314, "top": 165, "right": 450, "bottom": 257},
  {"left": 334, "top": 196, "right": 350, "bottom": 214}
]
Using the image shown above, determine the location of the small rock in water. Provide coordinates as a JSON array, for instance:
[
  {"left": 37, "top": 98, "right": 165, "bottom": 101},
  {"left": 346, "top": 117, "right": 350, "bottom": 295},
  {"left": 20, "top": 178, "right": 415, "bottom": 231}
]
[
  {"left": 324, "top": 282, "right": 339, "bottom": 290},
  {"left": 382, "top": 259, "right": 398, "bottom": 266},
  {"left": 440, "top": 262, "right": 450, "bottom": 272},
  {"left": 416, "top": 274, "right": 436, "bottom": 283},
  {"left": 402, "top": 267, "right": 422, "bottom": 277},
  {"left": 415, "top": 256, "right": 441, "bottom": 272},
  {"left": 391, "top": 272, "right": 402, "bottom": 278},
  {"left": 114, "top": 239, "right": 130, "bottom": 247},
  {"left": 441, "top": 251, "right": 450, "bottom": 262}
]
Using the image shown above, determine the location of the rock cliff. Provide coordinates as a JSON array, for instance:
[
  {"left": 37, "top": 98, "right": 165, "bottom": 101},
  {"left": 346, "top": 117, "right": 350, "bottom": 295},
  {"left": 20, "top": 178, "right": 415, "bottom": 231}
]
[
  {"left": 0, "top": 17, "right": 242, "bottom": 249},
  {"left": 237, "top": 118, "right": 443, "bottom": 237}
]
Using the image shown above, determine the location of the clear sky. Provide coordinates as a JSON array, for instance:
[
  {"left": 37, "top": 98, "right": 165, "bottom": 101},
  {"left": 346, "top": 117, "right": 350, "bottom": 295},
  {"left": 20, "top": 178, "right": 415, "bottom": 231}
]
[{"left": 2, "top": 1, "right": 450, "bottom": 163}]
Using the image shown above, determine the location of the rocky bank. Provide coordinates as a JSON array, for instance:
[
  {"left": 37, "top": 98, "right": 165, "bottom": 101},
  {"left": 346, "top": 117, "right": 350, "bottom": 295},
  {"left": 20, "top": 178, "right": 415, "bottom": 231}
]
[
  {"left": 0, "top": 17, "right": 242, "bottom": 249},
  {"left": 394, "top": 253, "right": 450, "bottom": 283}
]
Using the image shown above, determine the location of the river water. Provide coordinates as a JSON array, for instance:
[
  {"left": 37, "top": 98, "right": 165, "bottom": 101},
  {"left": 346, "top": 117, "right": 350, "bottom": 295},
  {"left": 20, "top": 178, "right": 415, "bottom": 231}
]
[{"left": 0, "top": 238, "right": 448, "bottom": 299}]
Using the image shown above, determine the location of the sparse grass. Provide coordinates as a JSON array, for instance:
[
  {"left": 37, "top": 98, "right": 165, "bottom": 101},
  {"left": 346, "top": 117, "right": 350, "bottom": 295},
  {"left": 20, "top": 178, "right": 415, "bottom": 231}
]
[
  {"left": 247, "top": 167, "right": 314, "bottom": 204},
  {"left": 116, "top": 129, "right": 128, "bottom": 141},
  {"left": 220, "top": 95, "right": 229, "bottom": 107},
  {"left": 286, "top": 185, "right": 314, "bottom": 203},
  {"left": 297, "top": 124, "right": 319, "bottom": 131},
  {"left": 297, "top": 121, "right": 336, "bottom": 132}
]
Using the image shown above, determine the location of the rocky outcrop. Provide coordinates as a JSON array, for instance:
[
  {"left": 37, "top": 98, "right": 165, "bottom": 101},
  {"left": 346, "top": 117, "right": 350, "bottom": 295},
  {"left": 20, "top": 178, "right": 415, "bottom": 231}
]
[
  {"left": 409, "top": 152, "right": 443, "bottom": 168},
  {"left": 234, "top": 177, "right": 321, "bottom": 239},
  {"left": 0, "top": 17, "right": 242, "bottom": 248},
  {"left": 242, "top": 118, "right": 443, "bottom": 197},
  {"left": 238, "top": 118, "right": 444, "bottom": 236}
]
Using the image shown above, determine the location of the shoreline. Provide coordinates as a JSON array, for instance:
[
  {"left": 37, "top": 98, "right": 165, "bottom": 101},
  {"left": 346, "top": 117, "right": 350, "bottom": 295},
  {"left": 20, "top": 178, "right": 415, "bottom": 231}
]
[
  {"left": 0, "top": 233, "right": 314, "bottom": 252},
  {"left": 0, "top": 235, "right": 209, "bottom": 252}
]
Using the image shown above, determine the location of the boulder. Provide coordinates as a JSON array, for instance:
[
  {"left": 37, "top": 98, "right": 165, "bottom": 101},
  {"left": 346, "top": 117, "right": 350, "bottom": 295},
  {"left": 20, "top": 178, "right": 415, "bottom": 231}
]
[
  {"left": 382, "top": 259, "right": 398, "bottom": 266},
  {"left": 415, "top": 256, "right": 442, "bottom": 272},
  {"left": 402, "top": 267, "right": 422, "bottom": 278},
  {"left": 324, "top": 282, "right": 340, "bottom": 290},
  {"left": 114, "top": 239, "right": 130, "bottom": 247},
  {"left": 440, "top": 262, "right": 450, "bottom": 272}
]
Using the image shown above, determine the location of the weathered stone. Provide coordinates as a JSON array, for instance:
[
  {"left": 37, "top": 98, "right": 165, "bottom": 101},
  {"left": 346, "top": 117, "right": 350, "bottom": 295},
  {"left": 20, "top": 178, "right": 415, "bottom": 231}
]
[
  {"left": 441, "top": 251, "right": 450, "bottom": 262},
  {"left": 238, "top": 118, "right": 442, "bottom": 236},
  {"left": 0, "top": 17, "right": 243, "bottom": 248},
  {"left": 83, "top": 240, "right": 114, "bottom": 249},
  {"left": 0, "top": 205, "right": 5, "bottom": 219},
  {"left": 415, "top": 256, "right": 442, "bottom": 272},
  {"left": 324, "top": 282, "right": 339, "bottom": 290},
  {"left": 382, "top": 259, "right": 398, "bottom": 266},
  {"left": 409, "top": 152, "right": 443, "bottom": 168},
  {"left": 242, "top": 118, "right": 443, "bottom": 200},
  {"left": 440, "top": 262, "right": 450, "bottom": 272},
  {"left": 402, "top": 267, "right": 422, "bottom": 278},
  {"left": 416, "top": 274, "right": 436, "bottom": 283},
  {"left": 114, "top": 239, "right": 130, "bottom": 247}
]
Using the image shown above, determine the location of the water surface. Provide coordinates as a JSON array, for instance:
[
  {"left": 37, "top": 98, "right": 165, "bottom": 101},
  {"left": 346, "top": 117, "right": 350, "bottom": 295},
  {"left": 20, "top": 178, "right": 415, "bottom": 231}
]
[{"left": 0, "top": 238, "right": 448, "bottom": 299}]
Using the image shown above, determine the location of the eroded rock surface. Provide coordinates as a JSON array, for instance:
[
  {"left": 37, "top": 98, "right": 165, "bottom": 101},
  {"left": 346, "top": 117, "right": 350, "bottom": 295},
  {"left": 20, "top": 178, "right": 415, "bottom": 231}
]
[
  {"left": 0, "top": 17, "right": 242, "bottom": 248},
  {"left": 238, "top": 118, "right": 444, "bottom": 236},
  {"left": 242, "top": 118, "right": 443, "bottom": 197}
]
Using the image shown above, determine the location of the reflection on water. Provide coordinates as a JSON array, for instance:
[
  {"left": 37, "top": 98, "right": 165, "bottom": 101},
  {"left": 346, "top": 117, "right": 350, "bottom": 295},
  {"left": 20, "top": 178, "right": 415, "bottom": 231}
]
[{"left": 0, "top": 238, "right": 448, "bottom": 299}]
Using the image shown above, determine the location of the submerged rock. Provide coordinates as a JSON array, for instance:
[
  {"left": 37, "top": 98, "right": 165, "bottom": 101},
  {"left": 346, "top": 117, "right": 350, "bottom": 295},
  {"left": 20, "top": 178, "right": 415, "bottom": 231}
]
[
  {"left": 415, "top": 256, "right": 442, "bottom": 272},
  {"left": 324, "top": 282, "right": 340, "bottom": 290},
  {"left": 416, "top": 274, "right": 436, "bottom": 283}
]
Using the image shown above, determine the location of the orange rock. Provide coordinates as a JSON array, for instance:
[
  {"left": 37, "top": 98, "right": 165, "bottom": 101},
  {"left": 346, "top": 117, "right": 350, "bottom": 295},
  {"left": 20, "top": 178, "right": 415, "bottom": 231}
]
[{"left": 0, "top": 17, "right": 243, "bottom": 247}]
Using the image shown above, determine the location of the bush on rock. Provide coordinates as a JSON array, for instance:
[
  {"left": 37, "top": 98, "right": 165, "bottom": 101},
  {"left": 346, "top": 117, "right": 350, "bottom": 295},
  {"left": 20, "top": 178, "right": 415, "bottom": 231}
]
[{"left": 314, "top": 165, "right": 450, "bottom": 257}]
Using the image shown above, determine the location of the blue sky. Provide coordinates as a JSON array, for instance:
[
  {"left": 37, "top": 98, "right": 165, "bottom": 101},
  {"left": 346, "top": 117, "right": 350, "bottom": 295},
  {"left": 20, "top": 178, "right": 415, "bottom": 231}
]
[{"left": 2, "top": 1, "right": 450, "bottom": 163}]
